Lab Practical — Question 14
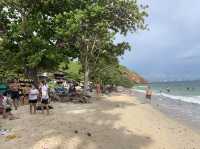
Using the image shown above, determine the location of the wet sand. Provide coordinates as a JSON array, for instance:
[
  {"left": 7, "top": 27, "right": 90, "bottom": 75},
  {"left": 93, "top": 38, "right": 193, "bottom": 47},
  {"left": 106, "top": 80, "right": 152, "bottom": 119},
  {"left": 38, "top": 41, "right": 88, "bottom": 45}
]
[
  {"left": 133, "top": 90, "right": 200, "bottom": 132},
  {"left": 0, "top": 93, "right": 200, "bottom": 149}
]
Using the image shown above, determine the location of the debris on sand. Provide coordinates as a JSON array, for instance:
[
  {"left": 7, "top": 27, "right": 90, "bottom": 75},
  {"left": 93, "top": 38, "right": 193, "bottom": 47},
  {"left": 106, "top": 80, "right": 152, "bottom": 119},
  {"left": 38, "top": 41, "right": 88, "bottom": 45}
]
[
  {"left": 5, "top": 135, "right": 17, "bottom": 141},
  {"left": 74, "top": 130, "right": 78, "bottom": 134},
  {"left": 87, "top": 132, "right": 92, "bottom": 137},
  {"left": 0, "top": 129, "right": 10, "bottom": 136}
]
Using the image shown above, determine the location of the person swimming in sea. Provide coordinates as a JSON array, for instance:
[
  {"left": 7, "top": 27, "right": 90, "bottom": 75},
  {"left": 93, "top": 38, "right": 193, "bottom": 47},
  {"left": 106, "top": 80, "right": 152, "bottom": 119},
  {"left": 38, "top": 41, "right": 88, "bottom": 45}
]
[{"left": 166, "top": 87, "right": 170, "bottom": 93}]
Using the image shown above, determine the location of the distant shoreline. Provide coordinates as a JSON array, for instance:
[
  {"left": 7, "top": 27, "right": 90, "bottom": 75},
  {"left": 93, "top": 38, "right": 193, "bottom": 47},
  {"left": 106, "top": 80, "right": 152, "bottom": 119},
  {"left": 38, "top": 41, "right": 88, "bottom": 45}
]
[
  {"left": 131, "top": 89, "right": 200, "bottom": 133},
  {"left": 149, "top": 79, "right": 200, "bottom": 84}
]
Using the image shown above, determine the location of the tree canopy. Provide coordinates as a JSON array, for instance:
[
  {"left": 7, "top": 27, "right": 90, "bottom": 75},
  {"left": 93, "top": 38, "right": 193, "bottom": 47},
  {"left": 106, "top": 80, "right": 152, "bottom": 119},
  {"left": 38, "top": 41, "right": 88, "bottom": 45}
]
[
  {"left": 0, "top": 0, "right": 78, "bottom": 84},
  {"left": 0, "top": 0, "right": 148, "bottom": 90},
  {"left": 52, "top": 0, "right": 148, "bottom": 93}
]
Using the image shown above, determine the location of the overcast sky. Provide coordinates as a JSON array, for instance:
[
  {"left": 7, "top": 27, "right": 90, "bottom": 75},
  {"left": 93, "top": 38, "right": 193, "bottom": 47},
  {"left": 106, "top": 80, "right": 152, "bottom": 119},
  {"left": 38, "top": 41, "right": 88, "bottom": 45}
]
[{"left": 117, "top": 0, "right": 200, "bottom": 82}]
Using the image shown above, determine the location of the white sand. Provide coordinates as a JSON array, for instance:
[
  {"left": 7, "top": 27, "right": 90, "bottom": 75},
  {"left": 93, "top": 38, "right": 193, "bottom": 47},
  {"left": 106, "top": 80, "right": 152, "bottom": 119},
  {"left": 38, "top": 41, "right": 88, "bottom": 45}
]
[{"left": 0, "top": 93, "right": 200, "bottom": 149}]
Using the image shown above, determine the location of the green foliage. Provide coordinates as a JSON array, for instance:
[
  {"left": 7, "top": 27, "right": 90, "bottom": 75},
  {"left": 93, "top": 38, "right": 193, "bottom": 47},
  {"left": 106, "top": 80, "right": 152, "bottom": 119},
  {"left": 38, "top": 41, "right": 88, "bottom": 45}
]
[
  {"left": 67, "top": 62, "right": 83, "bottom": 81},
  {"left": 0, "top": 0, "right": 148, "bottom": 89},
  {"left": 59, "top": 61, "right": 83, "bottom": 81},
  {"left": 94, "top": 63, "right": 136, "bottom": 88},
  {"left": 0, "top": 0, "right": 78, "bottom": 82},
  {"left": 53, "top": 0, "right": 147, "bottom": 92}
]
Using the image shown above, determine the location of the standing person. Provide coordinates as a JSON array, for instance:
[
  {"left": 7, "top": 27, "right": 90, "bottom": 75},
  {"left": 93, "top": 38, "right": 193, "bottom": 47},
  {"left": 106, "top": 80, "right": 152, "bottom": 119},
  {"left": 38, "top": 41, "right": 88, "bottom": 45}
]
[
  {"left": 146, "top": 86, "right": 153, "bottom": 103},
  {"left": 166, "top": 87, "right": 170, "bottom": 93},
  {"left": 96, "top": 82, "right": 101, "bottom": 96},
  {"left": 63, "top": 81, "right": 70, "bottom": 94},
  {"left": 0, "top": 92, "right": 15, "bottom": 120},
  {"left": 25, "top": 85, "right": 31, "bottom": 104},
  {"left": 28, "top": 85, "right": 39, "bottom": 114},
  {"left": 68, "top": 82, "right": 76, "bottom": 97},
  {"left": 19, "top": 84, "right": 24, "bottom": 105},
  {"left": 9, "top": 79, "right": 20, "bottom": 110},
  {"left": 38, "top": 81, "right": 42, "bottom": 96},
  {"left": 41, "top": 81, "right": 49, "bottom": 115},
  {"left": 19, "top": 83, "right": 26, "bottom": 105}
]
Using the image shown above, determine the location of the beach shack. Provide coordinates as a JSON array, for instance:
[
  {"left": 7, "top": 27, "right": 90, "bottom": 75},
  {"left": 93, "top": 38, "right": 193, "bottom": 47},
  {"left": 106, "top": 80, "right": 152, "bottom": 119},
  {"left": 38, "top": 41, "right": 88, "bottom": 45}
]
[
  {"left": 54, "top": 72, "right": 65, "bottom": 83},
  {"left": 38, "top": 72, "right": 49, "bottom": 81}
]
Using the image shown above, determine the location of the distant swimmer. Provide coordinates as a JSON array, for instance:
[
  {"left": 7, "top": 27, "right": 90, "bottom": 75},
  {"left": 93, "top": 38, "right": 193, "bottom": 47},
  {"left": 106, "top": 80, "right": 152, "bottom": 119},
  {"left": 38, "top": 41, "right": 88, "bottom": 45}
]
[
  {"left": 186, "top": 87, "right": 190, "bottom": 91},
  {"left": 146, "top": 86, "right": 152, "bottom": 103},
  {"left": 166, "top": 87, "right": 170, "bottom": 93}
]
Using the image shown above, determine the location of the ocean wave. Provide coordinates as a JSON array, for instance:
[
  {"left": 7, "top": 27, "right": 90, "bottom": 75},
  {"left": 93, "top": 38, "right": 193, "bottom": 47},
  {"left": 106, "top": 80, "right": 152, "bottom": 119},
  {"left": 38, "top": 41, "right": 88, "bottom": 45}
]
[
  {"left": 133, "top": 89, "right": 146, "bottom": 93},
  {"left": 160, "top": 93, "right": 200, "bottom": 105},
  {"left": 133, "top": 89, "right": 200, "bottom": 105}
]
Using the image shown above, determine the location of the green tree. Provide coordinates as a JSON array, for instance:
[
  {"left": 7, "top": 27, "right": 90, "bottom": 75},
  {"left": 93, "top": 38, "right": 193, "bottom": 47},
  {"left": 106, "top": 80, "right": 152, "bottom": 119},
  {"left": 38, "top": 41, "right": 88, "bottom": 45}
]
[
  {"left": 54, "top": 0, "right": 148, "bottom": 94},
  {"left": 59, "top": 61, "right": 83, "bottom": 81},
  {"left": 0, "top": 0, "right": 78, "bottom": 85},
  {"left": 93, "top": 62, "right": 136, "bottom": 88},
  {"left": 1, "top": 0, "right": 147, "bottom": 92}
]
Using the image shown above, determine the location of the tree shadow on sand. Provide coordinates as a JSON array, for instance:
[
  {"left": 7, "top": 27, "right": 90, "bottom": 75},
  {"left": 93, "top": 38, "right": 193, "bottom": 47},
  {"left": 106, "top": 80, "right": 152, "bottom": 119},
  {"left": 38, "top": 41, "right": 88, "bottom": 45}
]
[
  {"left": 1, "top": 96, "right": 153, "bottom": 149},
  {"left": 31, "top": 97, "right": 152, "bottom": 149}
]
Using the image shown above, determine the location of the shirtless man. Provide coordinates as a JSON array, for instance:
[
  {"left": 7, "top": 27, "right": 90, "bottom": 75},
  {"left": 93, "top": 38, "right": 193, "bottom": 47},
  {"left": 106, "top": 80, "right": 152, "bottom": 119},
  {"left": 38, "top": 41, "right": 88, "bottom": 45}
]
[
  {"left": 9, "top": 79, "right": 20, "bottom": 110},
  {"left": 96, "top": 82, "right": 101, "bottom": 96},
  {"left": 146, "top": 86, "right": 153, "bottom": 103}
]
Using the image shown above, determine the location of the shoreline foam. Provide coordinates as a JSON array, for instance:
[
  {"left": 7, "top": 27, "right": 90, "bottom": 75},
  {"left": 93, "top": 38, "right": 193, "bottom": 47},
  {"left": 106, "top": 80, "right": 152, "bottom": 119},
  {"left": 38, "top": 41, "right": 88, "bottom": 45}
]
[
  {"left": 134, "top": 88, "right": 200, "bottom": 105},
  {"left": 133, "top": 89, "right": 200, "bottom": 132}
]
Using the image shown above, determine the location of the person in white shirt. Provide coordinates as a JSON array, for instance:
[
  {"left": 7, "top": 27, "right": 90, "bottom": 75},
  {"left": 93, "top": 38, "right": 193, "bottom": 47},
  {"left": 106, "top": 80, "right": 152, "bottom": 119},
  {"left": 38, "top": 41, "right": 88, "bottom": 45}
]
[
  {"left": 29, "top": 85, "right": 39, "bottom": 114},
  {"left": 41, "top": 81, "right": 49, "bottom": 115}
]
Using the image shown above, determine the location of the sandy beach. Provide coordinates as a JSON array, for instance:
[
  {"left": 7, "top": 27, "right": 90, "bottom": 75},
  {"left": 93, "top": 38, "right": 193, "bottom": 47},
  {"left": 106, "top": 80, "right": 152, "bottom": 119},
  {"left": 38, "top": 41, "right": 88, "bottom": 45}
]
[{"left": 0, "top": 93, "right": 200, "bottom": 149}]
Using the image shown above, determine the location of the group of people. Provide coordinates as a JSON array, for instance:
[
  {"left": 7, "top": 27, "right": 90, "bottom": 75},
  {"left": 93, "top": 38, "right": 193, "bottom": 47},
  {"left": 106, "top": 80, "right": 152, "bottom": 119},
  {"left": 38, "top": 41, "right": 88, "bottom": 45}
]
[
  {"left": 0, "top": 80, "right": 51, "bottom": 120},
  {"left": 53, "top": 80, "right": 102, "bottom": 97},
  {"left": 28, "top": 81, "right": 50, "bottom": 115}
]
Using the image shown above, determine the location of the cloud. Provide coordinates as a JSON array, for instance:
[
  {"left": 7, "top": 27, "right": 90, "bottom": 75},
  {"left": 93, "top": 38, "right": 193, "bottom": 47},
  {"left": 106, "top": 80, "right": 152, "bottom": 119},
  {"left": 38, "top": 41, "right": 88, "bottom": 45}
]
[
  {"left": 177, "top": 45, "right": 200, "bottom": 60},
  {"left": 118, "top": 0, "right": 200, "bottom": 81}
]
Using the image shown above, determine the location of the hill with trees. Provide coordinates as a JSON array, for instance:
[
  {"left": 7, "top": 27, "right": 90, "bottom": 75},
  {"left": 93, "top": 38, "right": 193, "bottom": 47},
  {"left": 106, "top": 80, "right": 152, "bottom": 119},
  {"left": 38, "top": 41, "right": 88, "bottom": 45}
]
[{"left": 60, "top": 62, "right": 147, "bottom": 88}]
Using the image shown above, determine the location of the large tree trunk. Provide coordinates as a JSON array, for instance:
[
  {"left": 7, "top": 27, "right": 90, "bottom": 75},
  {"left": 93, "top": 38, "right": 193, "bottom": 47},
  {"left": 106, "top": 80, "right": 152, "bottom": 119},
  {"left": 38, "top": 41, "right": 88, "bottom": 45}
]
[
  {"left": 31, "top": 69, "right": 39, "bottom": 88},
  {"left": 25, "top": 67, "right": 39, "bottom": 88},
  {"left": 83, "top": 55, "right": 90, "bottom": 95}
]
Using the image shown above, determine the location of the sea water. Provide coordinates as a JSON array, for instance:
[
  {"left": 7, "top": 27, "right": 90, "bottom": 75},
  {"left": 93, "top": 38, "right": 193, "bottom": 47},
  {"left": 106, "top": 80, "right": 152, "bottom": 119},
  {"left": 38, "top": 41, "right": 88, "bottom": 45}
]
[{"left": 133, "top": 81, "right": 200, "bottom": 131}]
